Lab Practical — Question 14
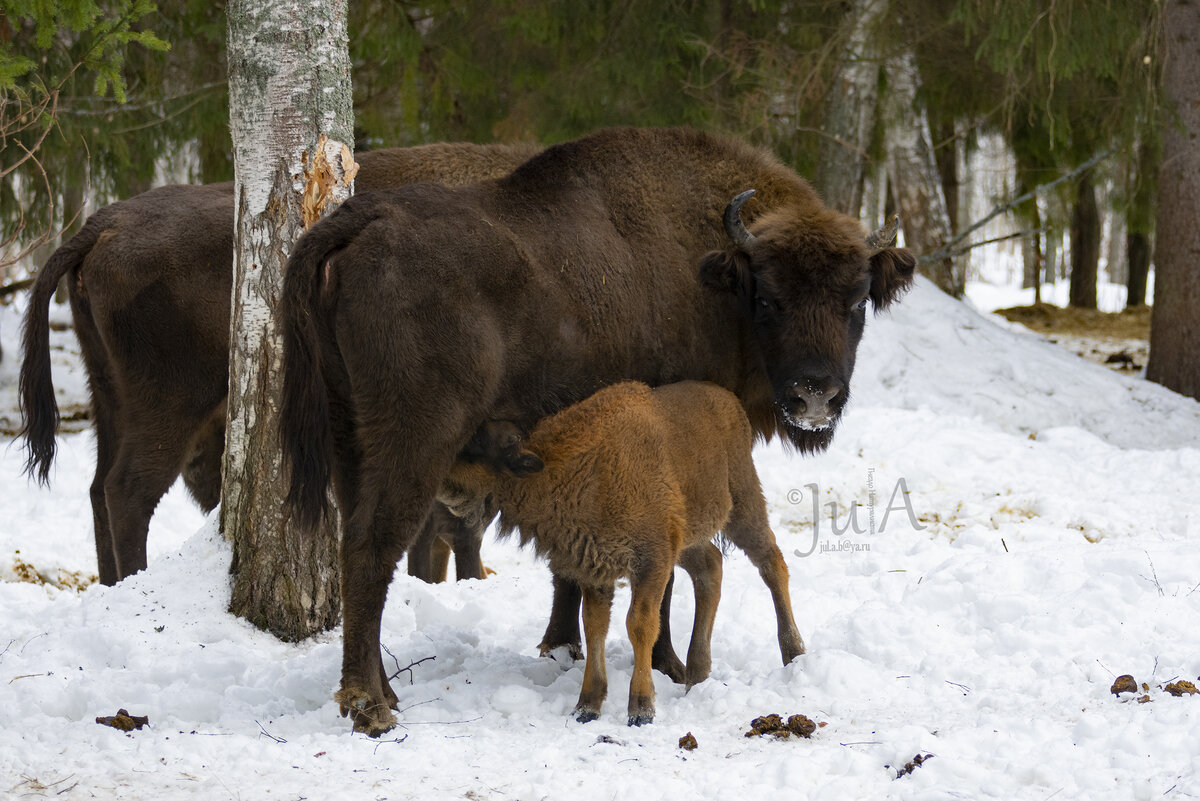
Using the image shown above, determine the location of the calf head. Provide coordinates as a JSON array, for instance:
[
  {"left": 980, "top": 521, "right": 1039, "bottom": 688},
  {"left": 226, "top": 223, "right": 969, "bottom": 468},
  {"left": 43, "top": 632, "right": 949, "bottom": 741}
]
[
  {"left": 462, "top": 420, "right": 545, "bottom": 477},
  {"left": 439, "top": 421, "right": 544, "bottom": 527},
  {"left": 700, "top": 190, "right": 916, "bottom": 452}
]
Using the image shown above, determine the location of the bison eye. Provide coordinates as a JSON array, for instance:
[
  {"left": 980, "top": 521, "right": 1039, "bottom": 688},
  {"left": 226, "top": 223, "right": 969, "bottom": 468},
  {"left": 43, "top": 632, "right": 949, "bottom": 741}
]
[{"left": 856, "top": 298, "right": 868, "bottom": 312}]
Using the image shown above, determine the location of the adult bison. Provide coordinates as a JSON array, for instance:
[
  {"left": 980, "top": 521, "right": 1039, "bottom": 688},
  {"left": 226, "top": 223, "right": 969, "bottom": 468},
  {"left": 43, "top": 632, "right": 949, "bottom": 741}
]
[
  {"left": 19, "top": 142, "right": 540, "bottom": 586},
  {"left": 279, "top": 126, "right": 915, "bottom": 735}
]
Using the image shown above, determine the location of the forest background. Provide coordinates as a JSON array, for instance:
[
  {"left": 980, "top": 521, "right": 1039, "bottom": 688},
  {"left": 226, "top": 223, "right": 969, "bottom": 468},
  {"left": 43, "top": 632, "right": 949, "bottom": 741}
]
[{"left": 0, "top": 0, "right": 1193, "bottom": 397}]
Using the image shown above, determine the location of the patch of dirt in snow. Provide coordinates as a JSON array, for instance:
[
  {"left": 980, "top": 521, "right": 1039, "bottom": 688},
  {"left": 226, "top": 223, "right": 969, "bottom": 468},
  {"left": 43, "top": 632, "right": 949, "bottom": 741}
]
[
  {"left": 1, "top": 552, "right": 96, "bottom": 592},
  {"left": 992, "top": 303, "right": 1150, "bottom": 375}
]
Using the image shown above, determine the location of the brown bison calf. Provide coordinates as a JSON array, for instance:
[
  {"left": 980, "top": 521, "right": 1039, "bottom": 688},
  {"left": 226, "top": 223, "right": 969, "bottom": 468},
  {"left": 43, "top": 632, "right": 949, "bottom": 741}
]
[{"left": 439, "top": 380, "right": 805, "bottom": 726}]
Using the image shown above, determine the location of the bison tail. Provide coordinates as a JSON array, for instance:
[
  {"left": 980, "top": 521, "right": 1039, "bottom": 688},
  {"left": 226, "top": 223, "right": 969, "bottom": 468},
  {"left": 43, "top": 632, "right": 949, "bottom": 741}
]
[
  {"left": 279, "top": 203, "right": 374, "bottom": 531},
  {"left": 19, "top": 220, "right": 102, "bottom": 484}
]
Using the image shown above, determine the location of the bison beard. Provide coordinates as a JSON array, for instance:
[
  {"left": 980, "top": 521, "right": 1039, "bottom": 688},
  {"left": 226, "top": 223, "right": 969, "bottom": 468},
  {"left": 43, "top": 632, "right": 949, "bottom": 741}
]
[{"left": 279, "top": 126, "right": 915, "bottom": 735}]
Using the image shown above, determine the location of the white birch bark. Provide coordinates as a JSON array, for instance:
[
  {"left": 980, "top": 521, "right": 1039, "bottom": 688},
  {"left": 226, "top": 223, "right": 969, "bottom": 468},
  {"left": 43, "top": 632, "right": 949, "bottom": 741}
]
[
  {"left": 882, "top": 49, "right": 962, "bottom": 296},
  {"left": 223, "top": 0, "right": 355, "bottom": 639},
  {"left": 815, "top": 0, "right": 886, "bottom": 217}
]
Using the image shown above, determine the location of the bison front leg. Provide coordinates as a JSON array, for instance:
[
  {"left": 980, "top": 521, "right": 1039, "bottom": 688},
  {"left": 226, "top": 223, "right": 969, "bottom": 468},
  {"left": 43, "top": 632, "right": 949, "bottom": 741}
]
[
  {"left": 649, "top": 572, "right": 686, "bottom": 683},
  {"left": 574, "top": 583, "right": 614, "bottom": 723},
  {"left": 539, "top": 574, "right": 585, "bottom": 660}
]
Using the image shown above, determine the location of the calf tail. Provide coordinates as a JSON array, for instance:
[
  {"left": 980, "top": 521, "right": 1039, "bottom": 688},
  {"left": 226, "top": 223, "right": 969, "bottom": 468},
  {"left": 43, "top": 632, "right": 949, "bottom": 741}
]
[
  {"left": 279, "top": 200, "right": 378, "bottom": 531},
  {"left": 19, "top": 219, "right": 104, "bottom": 484}
]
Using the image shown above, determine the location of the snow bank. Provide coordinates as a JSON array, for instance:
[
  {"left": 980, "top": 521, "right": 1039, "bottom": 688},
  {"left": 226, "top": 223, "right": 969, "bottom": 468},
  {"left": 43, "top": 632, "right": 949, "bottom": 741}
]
[{"left": 1, "top": 281, "right": 1197, "bottom": 800}]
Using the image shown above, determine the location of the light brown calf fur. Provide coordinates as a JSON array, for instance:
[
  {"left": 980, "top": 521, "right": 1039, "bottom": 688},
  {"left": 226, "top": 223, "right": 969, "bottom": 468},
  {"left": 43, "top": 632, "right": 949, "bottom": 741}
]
[{"left": 439, "top": 380, "right": 805, "bottom": 726}]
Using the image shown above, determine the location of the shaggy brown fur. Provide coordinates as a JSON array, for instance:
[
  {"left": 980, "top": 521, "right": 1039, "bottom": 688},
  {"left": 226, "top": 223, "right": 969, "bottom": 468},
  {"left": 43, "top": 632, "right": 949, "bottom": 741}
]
[
  {"left": 439, "top": 381, "right": 804, "bottom": 726},
  {"left": 18, "top": 142, "right": 539, "bottom": 586},
  {"left": 280, "top": 126, "right": 913, "bottom": 735}
]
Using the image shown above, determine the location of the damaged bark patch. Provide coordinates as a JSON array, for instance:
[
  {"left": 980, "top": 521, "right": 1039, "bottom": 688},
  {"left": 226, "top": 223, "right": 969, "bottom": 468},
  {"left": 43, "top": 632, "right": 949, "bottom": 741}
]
[{"left": 301, "top": 133, "right": 358, "bottom": 229}]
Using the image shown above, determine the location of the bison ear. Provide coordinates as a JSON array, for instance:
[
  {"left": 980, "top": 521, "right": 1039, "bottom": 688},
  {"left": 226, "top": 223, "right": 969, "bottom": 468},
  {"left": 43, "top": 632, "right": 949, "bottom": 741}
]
[
  {"left": 868, "top": 247, "right": 917, "bottom": 311},
  {"left": 699, "top": 249, "right": 753, "bottom": 296}
]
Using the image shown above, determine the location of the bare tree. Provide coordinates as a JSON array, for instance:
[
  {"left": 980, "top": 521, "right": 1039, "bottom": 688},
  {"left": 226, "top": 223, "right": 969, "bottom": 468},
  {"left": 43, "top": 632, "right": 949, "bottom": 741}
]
[
  {"left": 223, "top": 0, "right": 356, "bottom": 638},
  {"left": 882, "top": 49, "right": 961, "bottom": 296},
  {"left": 1148, "top": 0, "right": 1200, "bottom": 398},
  {"left": 815, "top": 0, "right": 886, "bottom": 217}
]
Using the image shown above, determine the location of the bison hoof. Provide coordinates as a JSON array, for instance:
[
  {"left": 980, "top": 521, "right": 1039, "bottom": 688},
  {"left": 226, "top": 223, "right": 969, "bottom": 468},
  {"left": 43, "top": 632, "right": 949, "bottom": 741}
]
[
  {"left": 627, "top": 713, "right": 654, "bottom": 727},
  {"left": 539, "top": 642, "right": 585, "bottom": 663},
  {"left": 574, "top": 707, "right": 600, "bottom": 724},
  {"left": 652, "top": 653, "right": 687, "bottom": 685},
  {"left": 334, "top": 688, "right": 397, "bottom": 737}
]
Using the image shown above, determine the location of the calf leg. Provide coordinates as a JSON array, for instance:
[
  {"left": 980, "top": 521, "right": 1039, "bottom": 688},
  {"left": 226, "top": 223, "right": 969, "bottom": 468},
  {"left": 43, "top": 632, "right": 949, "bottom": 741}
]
[
  {"left": 574, "top": 583, "right": 614, "bottom": 723},
  {"left": 542, "top": 573, "right": 686, "bottom": 675},
  {"left": 626, "top": 562, "right": 671, "bottom": 726},
  {"left": 723, "top": 498, "right": 805, "bottom": 664},
  {"left": 677, "top": 541, "right": 722, "bottom": 688}
]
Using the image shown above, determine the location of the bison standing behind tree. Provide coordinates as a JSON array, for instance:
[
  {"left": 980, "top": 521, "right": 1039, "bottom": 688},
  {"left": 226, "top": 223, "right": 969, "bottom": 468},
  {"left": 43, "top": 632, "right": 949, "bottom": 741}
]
[
  {"left": 439, "top": 380, "right": 805, "bottom": 726},
  {"left": 18, "top": 142, "right": 539, "bottom": 586},
  {"left": 279, "top": 126, "right": 915, "bottom": 735}
]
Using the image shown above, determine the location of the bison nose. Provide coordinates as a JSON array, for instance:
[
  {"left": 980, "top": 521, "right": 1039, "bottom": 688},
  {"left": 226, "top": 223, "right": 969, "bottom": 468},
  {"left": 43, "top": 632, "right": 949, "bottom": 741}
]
[{"left": 786, "top": 378, "right": 843, "bottom": 416}]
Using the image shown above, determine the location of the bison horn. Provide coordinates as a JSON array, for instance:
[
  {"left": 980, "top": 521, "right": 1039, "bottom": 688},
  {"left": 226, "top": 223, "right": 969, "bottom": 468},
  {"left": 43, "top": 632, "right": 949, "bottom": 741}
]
[
  {"left": 723, "top": 189, "right": 757, "bottom": 249},
  {"left": 865, "top": 214, "right": 901, "bottom": 254}
]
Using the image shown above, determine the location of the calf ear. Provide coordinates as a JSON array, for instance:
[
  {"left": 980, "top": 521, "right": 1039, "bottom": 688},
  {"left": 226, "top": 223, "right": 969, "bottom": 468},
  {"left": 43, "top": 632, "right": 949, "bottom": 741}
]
[
  {"left": 699, "top": 249, "right": 753, "bottom": 296},
  {"left": 868, "top": 247, "right": 917, "bottom": 311},
  {"left": 507, "top": 451, "right": 545, "bottom": 477}
]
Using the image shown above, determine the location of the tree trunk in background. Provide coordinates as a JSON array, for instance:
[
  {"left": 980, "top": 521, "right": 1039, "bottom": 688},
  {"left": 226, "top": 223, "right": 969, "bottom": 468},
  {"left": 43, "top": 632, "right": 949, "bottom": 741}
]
[
  {"left": 931, "top": 119, "right": 959, "bottom": 235},
  {"left": 882, "top": 50, "right": 961, "bottom": 297},
  {"left": 815, "top": 0, "right": 885, "bottom": 217},
  {"left": 1126, "top": 232, "right": 1151, "bottom": 307},
  {"left": 224, "top": 0, "right": 355, "bottom": 639},
  {"left": 1148, "top": 0, "right": 1200, "bottom": 398},
  {"left": 1021, "top": 198, "right": 1044, "bottom": 305},
  {"left": 1125, "top": 137, "right": 1156, "bottom": 309},
  {"left": 1068, "top": 171, "right": 1099, "bottom": 309}
]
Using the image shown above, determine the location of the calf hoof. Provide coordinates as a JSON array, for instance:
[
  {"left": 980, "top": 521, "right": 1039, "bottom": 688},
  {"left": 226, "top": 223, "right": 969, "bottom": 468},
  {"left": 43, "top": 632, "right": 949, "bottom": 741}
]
[
  {"left": 780, "top": 633, "right": 807, "bottom": 664},
  {"left": 574, "top": 706, "right": 600, "bottom": 724},
  {"left": 627, "top": 695, "right": 654, "bottom": 726},
  {"left": 334, "top": 688, "right": 398, "bottom": 737}
]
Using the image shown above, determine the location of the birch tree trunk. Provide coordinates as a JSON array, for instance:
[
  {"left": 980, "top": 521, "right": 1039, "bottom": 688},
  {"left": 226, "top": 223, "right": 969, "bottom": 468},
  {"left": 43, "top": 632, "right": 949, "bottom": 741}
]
[
  {"left": 223, "top": 0, "right": 355, "bottom": 639},
  {"left": 815, "top": 0, "right": 885, "bottom": 217},
  {"left": 1148, "top": 0, "right": 1200, "bottom": 399},
  {"left": 882, "top": 49, "right": 962, "bottom": 296}
]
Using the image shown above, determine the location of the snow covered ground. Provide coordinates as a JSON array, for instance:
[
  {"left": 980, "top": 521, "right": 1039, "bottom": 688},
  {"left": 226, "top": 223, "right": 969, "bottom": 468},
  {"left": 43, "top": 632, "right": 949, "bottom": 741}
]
[{"left": 1, "top": 278, "right": 1198, "bottom": 800}]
